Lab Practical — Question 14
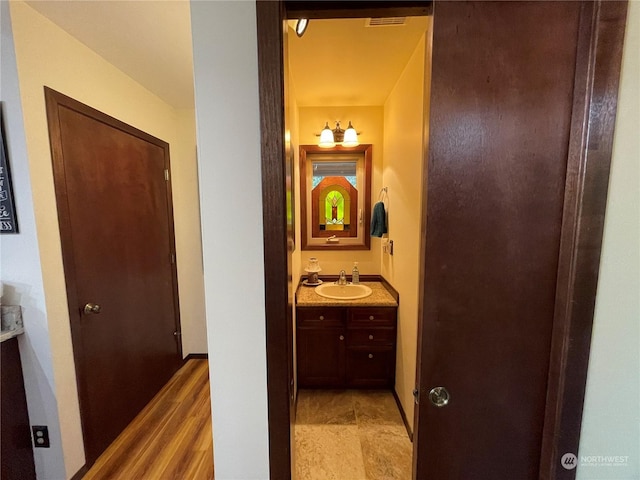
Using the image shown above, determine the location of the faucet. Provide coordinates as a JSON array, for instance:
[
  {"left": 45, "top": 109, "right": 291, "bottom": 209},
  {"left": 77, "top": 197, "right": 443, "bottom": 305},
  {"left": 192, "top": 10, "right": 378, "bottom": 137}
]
[{"left": 337, "top": 270, "right": 348, "bottom": 285}]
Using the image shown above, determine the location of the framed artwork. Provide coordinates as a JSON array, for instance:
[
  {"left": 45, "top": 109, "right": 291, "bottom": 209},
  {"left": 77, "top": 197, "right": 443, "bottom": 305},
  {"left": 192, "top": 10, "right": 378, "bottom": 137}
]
[{"left": 0, "top": 109, "right": 19, "bottom": 234}]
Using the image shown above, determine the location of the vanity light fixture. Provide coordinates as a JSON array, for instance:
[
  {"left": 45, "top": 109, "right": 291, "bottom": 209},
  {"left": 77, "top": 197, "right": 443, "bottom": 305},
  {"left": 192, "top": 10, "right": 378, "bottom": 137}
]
[
  {"left": 295, "top": 18, "right": 309, "bottom": 37},
  {"left": 318, "top": 121, "right": 360, "bottom": 148}
]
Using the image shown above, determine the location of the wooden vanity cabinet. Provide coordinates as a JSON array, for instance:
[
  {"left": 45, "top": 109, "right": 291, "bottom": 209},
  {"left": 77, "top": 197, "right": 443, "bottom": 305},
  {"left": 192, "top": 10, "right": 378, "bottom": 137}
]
[{"left": 296, "top": 306, "right": 397, "bottom": 388}]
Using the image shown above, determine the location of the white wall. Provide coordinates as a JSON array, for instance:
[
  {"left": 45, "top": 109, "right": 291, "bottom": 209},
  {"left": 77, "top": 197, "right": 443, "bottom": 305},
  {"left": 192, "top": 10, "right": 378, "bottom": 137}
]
[
  {"left": 7, "top": 2, "right": 207, "bottom": 477},
  {"left": 381, "top": 32, "right": 428, "bottom": 428},
  {"left": 577, "top": 3, "right": 640, "bottom": 479},
  {"left": 0, "top": 2, "right": 68, "bottom": 477},
  {"left": 191, "top": 1, "right": 269, "bottom": 479}
]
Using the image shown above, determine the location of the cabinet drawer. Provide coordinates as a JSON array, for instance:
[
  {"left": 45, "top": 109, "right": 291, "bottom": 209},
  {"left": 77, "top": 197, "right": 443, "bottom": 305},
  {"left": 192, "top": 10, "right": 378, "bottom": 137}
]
[
  {"left": 347, "top": 328, "right": 395, "bottom": 346},
  {"left": 348, "top": 307, "right": 396, "bottom": 327},
  {"left": 346, "top": 346, "right": 395, "bottom": 388},
  {"left": 297, "top": 307, "right": 345, "bottom": 327}
]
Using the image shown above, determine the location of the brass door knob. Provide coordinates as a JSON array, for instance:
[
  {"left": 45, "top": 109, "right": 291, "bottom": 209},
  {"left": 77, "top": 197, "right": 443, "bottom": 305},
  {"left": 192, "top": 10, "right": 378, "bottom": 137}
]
[{"left": 83, "top": 303, "right": 101, "bottom": 315}]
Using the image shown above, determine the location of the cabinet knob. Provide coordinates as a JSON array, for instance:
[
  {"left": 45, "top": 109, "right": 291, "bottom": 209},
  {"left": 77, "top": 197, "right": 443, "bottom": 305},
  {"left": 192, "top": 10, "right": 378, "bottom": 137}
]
[
  {"left": 319, "top": 315, "right": 324, "bottom": 320},
  {"left": 339, "top": 335, "right": 344, "bottom": 341},
  {"left": 368, "top": 353, "right": 374, "bottom": 359},
  {"left": 369, "top": 315, "right": 374, "bottom": 320},
  {"left": 369, "top": 334, "right": 374, "bottom": 340}
]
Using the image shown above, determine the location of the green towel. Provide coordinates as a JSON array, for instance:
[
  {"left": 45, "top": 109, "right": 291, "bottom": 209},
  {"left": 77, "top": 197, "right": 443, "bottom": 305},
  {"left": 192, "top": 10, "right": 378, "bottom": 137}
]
[{"left": 370, "top": 201, "right": 387, "bottom": 237}]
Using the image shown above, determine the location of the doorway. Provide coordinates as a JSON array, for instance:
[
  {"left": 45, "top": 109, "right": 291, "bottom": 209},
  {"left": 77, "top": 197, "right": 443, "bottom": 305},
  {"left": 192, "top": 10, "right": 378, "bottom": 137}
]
[
  {"left": 287, "top": 13, "right": 428, "bottom": 479},
  {"left": 257, "top": 1, "right": 628, "bottom": 479}
]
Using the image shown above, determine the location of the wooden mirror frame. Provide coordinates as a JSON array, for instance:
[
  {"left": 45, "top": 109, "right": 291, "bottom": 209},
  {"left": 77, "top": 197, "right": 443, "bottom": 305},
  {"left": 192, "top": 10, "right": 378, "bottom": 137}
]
[{"left": 299, "top": 144, "right": 372, "bottom": 250}]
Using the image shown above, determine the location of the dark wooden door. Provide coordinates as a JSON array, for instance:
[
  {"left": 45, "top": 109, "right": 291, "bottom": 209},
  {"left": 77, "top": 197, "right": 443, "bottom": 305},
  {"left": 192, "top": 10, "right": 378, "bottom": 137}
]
[
  {"left": 414, "top": 2, "right": 585, "bottom": 478},
  {"left": 45, "top": 88, "right": 182, "bottom": 466}
]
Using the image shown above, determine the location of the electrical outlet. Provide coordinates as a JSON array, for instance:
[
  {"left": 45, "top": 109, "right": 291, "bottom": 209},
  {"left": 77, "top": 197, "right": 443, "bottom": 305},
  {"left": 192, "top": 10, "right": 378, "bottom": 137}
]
[{"left": 32, "top": 426, "right": 50, "bottom": 448}]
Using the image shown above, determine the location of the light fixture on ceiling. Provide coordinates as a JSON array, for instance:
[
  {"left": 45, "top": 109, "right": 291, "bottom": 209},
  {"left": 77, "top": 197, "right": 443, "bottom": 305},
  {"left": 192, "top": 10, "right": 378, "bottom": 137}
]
[
  {"left": 318, "top": 121, "right": 360, "bottom": 148},
  {"left": 295, "top": 18, "right": 309, "bottom": 37}
]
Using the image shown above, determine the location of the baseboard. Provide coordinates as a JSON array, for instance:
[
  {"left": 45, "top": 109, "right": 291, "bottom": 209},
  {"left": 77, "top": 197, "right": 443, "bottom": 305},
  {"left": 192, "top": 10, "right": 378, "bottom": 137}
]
[
  {"left": 392, "top": 389, "right": 413, "bottom": 442},
  {"left": 184, "top": 353, "right": 208, "bottom": 360},
  {"left": 70, "top": 464, "right": 88, "bottom": 480}
]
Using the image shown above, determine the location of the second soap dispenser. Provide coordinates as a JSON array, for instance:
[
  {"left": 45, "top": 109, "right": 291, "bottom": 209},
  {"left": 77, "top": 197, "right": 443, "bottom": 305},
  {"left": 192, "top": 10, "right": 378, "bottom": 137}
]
[{"left": 352, "top": 262, "right": 360, "bottom": 284}]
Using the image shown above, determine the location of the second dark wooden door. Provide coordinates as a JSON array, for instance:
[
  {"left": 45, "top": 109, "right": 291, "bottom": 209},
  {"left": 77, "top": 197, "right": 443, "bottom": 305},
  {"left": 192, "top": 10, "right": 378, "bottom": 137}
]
[
  {"left": 45, "top": 88, "right": 182, "bottom": 465},
  {"left": 414, "top": 2, "right": 585, "bottom": 478}
]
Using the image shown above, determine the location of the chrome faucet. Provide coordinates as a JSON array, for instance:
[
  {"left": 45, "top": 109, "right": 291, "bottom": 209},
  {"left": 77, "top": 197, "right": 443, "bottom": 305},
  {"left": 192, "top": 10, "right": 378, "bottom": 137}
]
[{"left": 337, "top": 270, "right": 348, "bottom": 285}]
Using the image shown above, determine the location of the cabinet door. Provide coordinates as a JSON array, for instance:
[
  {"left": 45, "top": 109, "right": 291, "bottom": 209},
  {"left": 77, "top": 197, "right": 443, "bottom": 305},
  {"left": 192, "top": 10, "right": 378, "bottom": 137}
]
[
  {"left": 1, "top": 338, "right": 37, "bottom": 480},
  {"left": 297, "top": 327, "right": 345, "bottom": 387},
  {"left": 346, "top": 346, "right": 395, "bottom": 388}
]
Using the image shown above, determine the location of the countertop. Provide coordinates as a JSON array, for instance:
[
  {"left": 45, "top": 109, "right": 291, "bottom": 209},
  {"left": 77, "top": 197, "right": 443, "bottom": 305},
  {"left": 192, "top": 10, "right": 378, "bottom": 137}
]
[
  {"left": 1, "top": 305, "right": 24, "bottom": 343},
  {"left": 296, "top": 281, "right": 398, "bottom": 307},
  {"left": 0, "top": 327, "right": 24, "bottom": 343}
]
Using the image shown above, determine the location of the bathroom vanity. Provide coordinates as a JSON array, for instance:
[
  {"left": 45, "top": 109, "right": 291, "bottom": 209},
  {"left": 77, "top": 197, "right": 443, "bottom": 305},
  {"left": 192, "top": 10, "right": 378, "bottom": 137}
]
[{"left": 296, "top": 281, "right": 398, "bottom": 388}]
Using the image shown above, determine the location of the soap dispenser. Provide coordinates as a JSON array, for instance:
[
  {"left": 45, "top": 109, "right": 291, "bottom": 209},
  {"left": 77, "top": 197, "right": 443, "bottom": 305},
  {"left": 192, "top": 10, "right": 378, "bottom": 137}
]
[{"left": 352, "top": 262, "right": 360, "bottom": 284}]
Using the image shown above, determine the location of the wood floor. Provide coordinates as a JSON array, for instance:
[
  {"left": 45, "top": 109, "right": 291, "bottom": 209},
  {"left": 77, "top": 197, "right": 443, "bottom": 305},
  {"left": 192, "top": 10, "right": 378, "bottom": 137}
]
[{"left": 83, "top": 359, "right": 214, "bottom": 480}]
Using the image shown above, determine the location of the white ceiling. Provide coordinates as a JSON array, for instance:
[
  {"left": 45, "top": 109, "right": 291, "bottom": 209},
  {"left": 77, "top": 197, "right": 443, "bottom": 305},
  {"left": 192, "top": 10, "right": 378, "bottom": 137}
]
[
  {"left": 26, "top": 0, "right": 194, "bottom": 109},
  {"left": 288, "top": 17, "right": 428, "bottom": 106},
  {"left": 24, "top": 2, "right": 427, "bottom": 110}
]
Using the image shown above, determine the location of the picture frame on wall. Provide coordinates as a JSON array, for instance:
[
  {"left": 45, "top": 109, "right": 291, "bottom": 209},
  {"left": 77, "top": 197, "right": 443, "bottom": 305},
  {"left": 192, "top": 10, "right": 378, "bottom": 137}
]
[{"left": 0, "top": 108, "right": 19, "bottom": 234}]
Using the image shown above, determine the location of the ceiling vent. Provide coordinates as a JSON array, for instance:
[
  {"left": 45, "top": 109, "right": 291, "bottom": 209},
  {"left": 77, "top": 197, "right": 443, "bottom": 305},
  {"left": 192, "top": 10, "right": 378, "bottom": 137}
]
[{"left": 365, "top": 17, "right": 407, "bottom": 27}]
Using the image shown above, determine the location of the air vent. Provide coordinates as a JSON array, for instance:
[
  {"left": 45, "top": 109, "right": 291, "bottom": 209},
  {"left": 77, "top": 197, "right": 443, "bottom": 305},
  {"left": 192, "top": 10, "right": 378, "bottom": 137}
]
[{"left": 365, "top": 17, "right": 407, "bottom": 27}]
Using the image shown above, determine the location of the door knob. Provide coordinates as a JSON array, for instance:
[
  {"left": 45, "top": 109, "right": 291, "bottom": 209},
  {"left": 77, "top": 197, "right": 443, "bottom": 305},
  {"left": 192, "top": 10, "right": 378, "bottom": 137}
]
[
  {"left": 429, "top": 386, "right": 450, "bottom": 407},
  {"left": 83, "top": 303, "right": 101, "bottom": 315}
]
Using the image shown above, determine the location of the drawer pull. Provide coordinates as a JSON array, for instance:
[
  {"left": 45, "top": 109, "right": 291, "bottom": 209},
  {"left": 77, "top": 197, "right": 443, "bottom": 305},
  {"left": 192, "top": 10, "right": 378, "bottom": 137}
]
[
  {"left": 369, "top": 335, "right": 374, "bottom": 340},
  {"left": 369, "top": 315, "right": 375, "bottom": 320},
  {"left": 339, "top": 335, "right": 344, "bottom": 341},
  {"left": 368, "top": 353, "right": 374, "bottom": 359},
  {"left": 319, "top": 315, "right": 324, "bottom": 320}
]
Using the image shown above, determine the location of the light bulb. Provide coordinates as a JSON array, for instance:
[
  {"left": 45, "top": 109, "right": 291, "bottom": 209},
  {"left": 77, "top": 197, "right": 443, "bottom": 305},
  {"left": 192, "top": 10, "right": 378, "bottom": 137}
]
[
  {"left": 318, "top": 122, "right": 335, "bottom": 148},
  {"left": 342, "top": 121, "right": 359, "bottom": 147}
]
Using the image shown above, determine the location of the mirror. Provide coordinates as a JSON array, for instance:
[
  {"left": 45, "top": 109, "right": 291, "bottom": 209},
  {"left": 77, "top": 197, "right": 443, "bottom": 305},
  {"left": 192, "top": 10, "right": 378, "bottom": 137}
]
[{"left": 300, "top": 144, "right": 372, "bottom": 250}]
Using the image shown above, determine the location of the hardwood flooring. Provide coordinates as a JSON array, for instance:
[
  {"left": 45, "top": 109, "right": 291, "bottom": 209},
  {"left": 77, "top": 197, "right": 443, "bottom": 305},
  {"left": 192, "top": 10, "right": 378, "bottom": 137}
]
[{"left": 83, "top": 359, "right": 214, "bottom": 480}]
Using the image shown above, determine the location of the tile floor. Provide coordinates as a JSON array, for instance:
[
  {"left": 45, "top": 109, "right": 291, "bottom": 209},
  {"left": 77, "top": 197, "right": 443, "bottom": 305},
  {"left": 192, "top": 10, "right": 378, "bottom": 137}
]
[{"left": 295, "top": 389, "right": 413, "bottom": 480}]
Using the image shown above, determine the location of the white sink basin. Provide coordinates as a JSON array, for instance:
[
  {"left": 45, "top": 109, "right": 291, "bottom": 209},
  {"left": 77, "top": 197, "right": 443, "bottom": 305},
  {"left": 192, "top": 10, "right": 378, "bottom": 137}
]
[{"left": 315, "top": 283, "right": 372, "bottom": 300}]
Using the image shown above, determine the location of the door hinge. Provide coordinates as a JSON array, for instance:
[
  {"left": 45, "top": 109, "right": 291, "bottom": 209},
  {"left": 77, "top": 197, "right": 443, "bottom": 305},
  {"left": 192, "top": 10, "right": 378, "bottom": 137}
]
[
  {"left": 173, "top": 331, "right": 181, "bottom": 337},
  {"left": 413, "top": 388, "right": 420, "bottom": 405},
  {"left": 170, "top": 253, "right": 176, "bottom": 264},
  {"left": 164, "top": 168, "right": 170, "bottom": 181}
]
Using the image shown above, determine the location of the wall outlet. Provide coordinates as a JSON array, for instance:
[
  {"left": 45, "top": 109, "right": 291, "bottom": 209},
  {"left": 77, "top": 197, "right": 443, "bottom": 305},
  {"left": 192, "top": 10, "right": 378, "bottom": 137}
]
[
  {"left": 32, "top": 425, "right": 50, "bottom": 448},
  {"left": 382, "top": 239, "right": 394, "bottom": 255}
]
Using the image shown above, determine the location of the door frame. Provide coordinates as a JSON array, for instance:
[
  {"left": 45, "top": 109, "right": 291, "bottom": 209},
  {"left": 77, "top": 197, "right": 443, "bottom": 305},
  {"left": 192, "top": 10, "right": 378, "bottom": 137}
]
[{"left": 256, "top": 1, "right": 628, "bottom": 479}]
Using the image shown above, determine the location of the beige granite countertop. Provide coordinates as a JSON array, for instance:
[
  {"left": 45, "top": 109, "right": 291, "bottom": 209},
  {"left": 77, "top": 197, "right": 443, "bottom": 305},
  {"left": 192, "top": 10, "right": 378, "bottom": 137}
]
[
  {"left": 0, "top": 327, "right": 25, "bottom": 343},
  {"left": 296, "top": 281, "right": 398, "bottom": 307}
]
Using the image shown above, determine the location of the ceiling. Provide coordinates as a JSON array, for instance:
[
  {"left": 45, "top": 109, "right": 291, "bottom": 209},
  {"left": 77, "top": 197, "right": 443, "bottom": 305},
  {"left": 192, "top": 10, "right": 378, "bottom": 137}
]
[
  {"left": 26, "top": 0, "right": 194, "bottom": 109},
  {"left": 24, "top": 2, "right": 427, "bottom": 110},
  {"left": 288, "top": 17, "right": 429, "bottom": 106}
]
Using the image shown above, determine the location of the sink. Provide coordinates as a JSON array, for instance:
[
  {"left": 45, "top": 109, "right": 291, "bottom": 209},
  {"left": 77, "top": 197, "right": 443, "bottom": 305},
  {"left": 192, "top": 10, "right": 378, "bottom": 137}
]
[{"left": 315, "top": 283, "right": 372, "bottom": 300}]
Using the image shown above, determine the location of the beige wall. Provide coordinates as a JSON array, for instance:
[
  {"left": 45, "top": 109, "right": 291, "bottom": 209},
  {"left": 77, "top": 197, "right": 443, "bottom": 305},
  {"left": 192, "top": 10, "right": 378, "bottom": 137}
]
[
  {"left": 381, "top": 31, "right": 429, "bottom": 426},
  {"left": 296, "top": 106, "right": 384, "bottom": 276},
  {"left": 10, "top": 2, "right": 206, "bottom": 476},
  {"left": 577, "top": 3, "right": 640, "bottom": 478}
]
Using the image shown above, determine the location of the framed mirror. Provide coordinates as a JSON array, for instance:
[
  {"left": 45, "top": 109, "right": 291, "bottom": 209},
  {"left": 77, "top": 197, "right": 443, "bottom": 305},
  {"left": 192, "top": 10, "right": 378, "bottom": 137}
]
[{"left": 299, "top": 144, "right": 372, "bottom": 250}]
